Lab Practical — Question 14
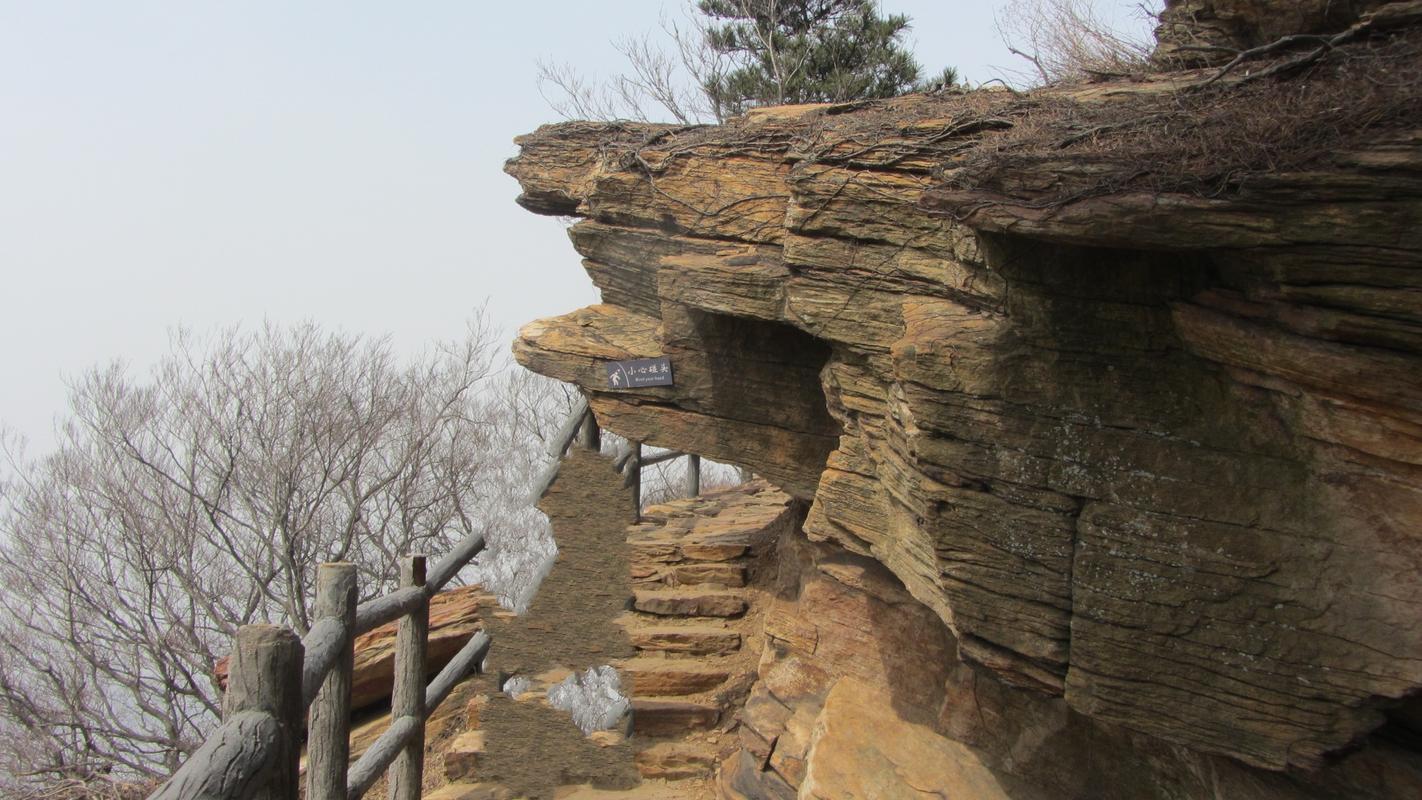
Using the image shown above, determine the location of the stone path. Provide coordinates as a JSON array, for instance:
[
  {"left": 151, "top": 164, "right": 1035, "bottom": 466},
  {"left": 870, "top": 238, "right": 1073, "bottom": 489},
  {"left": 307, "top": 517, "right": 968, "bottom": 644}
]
[
  {"left": 444, "top": 446, "right": 640, "bottom": 800},
  {"left": 612, "top": 483, "right": 794, "bottom": 795},
  {"left": 427, "top": 455, "right": 794, "bottom": 800}
]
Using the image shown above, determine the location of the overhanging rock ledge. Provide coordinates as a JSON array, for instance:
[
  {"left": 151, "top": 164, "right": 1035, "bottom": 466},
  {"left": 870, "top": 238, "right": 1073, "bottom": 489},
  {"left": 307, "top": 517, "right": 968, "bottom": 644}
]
[{"left": 503, "top": 7, "right": 1422, "bottom": 790}]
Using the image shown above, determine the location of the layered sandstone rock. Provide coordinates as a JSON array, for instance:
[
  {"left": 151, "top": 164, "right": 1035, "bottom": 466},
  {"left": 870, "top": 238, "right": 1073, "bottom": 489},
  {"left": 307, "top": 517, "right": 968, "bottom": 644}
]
[
  {"left": 798, "top": 677, "right": 1046, "bottom": 800},
  {"left": 618, "top": 482, "right": 795, "bottom": 786},
  {"left": 1154, "top": 0, "right": 1395, "bottom": 64},
  {"left": 731, "top": 513, "right": 1422, "bottom": 799},
  {"left": 506, "top": 4, "right": 1422, "bottom": 792}
]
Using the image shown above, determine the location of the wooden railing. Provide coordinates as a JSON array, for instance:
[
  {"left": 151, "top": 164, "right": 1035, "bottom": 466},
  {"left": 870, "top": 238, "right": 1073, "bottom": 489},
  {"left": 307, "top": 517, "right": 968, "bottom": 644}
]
[
  {"left": 530, "top": 399, "right": 703, "bottom": 522},
  {"left": 150, "top": 532, "right": 491, "bottom": 800},
  {"left": 150, "top": 398, "right": 702, "bottom": 799}
]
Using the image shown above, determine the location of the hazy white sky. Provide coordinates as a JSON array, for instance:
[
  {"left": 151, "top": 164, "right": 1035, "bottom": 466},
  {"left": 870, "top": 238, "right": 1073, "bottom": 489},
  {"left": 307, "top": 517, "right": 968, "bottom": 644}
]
[{"left": 0, "top": 1, "right": 1154, "bottom": 452}]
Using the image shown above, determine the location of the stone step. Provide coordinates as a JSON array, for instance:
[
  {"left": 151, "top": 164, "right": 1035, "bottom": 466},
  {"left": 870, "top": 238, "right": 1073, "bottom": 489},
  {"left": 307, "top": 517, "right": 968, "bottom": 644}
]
[
  {"left": 628, "top": 536, "right": 681, "bottom": 566},
  {"left": 627, "top": 533, "right": 751, "bottom": 565},
  {"left": 552, "top": 783, "right": 695, "bottom": 799},
  {"left": 634, "top": 741, "right": 720, "bottom": 780},
  {"left": 617, "top": 657, "right": 734, "bottom": 697},
  {"left": 422, "top": 781, "right": 511, "bottom": 800},
  {"left": 631, "top": 698, "right": 720, "bottom": 737},
  {"left": 680, "top": 535, "right": 752, "bottom": 562},
  {"left": 442, "top": 730, "right": 486, "bottom": 782},
  {"left": 632, "top": 588, "right": 747, "bottom": 618},
  {"left": 623, "top": 622, "right": 742, "bottom": 656},
  {"left": 635, "top": 561, "right": 747, "bottom": 588}
]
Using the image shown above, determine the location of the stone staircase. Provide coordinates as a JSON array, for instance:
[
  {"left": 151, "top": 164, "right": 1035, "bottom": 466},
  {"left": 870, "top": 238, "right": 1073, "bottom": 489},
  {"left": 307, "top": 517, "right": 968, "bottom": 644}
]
[
  {"left": 613, "top": 484, "right": 794, "bottom": 789},
  {"left": 424, "top": 480, "right": 795, "bottom": 799},
  {"left": 423, "top": 694, "right": 497, "bottom": 799},
  {"left": 423, "top": 446, "right": 640, "bottom": 800}
]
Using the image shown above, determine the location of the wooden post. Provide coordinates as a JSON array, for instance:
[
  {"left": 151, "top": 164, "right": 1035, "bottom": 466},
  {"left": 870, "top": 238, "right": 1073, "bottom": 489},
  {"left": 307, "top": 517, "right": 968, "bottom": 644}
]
[
  {"left": 151, "top": 626, "right": 302, "bottom": 800},
  {"left": 631, "top": 441, "right": 642, "bottom": 523},
  {"left": 579, "top": 410, "right": 600, "bottom": 451},
  {"left": 224, "top": 625, "right": 303, "bottom": 800},
  {"left": 307, "top": 563, "right": 357, "bottom": 800},
  {"left": 686, "top": 454, "right": 701, "bottom": 498},
  {"left": 389, "top": 556, "right": 428, "bottom": 800}
]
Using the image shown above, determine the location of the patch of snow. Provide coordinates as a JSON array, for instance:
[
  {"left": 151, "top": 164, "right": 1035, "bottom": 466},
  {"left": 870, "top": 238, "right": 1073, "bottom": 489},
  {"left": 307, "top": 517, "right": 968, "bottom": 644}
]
[{"left": 546, "top": 666, "right": 630, "bottom": 734}]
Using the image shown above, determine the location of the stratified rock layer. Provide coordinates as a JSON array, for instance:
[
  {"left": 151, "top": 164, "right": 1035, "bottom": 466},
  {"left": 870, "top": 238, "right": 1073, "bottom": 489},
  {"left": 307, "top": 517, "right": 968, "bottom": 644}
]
[
  {"left": 740, "top": 516, "right": 1422, "bottom": 799},
  {"left": 505, "top": 9, "right": 1422, "bottom": 781},
  {"left": 1154, "top": 0, "right": 1394, "bottom": 63}
]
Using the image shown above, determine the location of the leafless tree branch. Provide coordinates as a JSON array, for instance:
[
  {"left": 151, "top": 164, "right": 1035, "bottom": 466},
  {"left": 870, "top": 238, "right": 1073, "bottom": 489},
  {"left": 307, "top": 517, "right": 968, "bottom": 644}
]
[
  {"left": 0, "top": 314, "right": 572, "bottom": 786},
  {"left": 996, "top": 0, "right": 1161, "bottom": 86}
]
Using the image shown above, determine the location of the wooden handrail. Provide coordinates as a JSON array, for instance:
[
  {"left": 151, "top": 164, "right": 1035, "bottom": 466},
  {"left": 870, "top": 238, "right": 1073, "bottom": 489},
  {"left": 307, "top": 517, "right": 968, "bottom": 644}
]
[
  {"left": 152, "top": 527, "right": 492, "bottom": 800},
  {"left": 427, "top": 530, "right": 488, "bottom": 595},
  {"left": 151, "top": 397, "right": 713, "bottom": 800},
  {"left": 352, "top": 586, "right": 426, "bottom": 637},
  {"left": 624, "top": 441, "right": 641, "bottom": 522},
  {"left": 527, "top": 399, "right": 704, "bottom": 510},
  {"left": 545, "top": 397, "right": 591, "bottom": 460},
  {"left": 526, "top": 400, "right": 592, "bottom": 506},
  {"left": 578, "top": 409, "right": 601, "bottom": 451},
  {"left": 638, "top": 448, "right": 685, "bottom": 468},
  {"left": 345, "top": 715, "right": 420, "bottom": 800},
  {"left": 301, "top": 616, "right": 349, "bottom": 707},
  {"left": 349, "top": 529, "right": 487, "bottom": 638},
  {"left": 387, "top": 557, "right": 428, "bottom": 799},
  {"left": 686, "top": 454, "right": 700, "bottom": 497},
  {"left": 344, "top": 630, "right": 493, "bottom": 799},
  {"left": 149, "top": 712, "right": 282, "bottom": 800},
  {"left": 611, "top": 439, "right": 637, "bottom": 472},
  {"left": 425, "top": 632, "right": 492, "bottom": 713}
]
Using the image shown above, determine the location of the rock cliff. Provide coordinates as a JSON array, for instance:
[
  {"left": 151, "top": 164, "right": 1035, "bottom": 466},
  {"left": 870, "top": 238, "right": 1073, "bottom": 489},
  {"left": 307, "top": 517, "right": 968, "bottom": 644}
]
[
  {"left": 1154, "top": 0, "right": 1397, "bottom": 62},
  {"left": 505, "top": 3, "right": 1422, "bottom": 795}
]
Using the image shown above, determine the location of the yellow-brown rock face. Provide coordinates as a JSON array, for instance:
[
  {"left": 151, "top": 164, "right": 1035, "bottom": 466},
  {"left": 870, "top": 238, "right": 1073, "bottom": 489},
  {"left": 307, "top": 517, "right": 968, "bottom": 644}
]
[
  {"left": 799, "top": 677, "right": 1047, "bottom": 800},
  {"left": 505, "top": 14, "right": 1422, "bottom": 782}
]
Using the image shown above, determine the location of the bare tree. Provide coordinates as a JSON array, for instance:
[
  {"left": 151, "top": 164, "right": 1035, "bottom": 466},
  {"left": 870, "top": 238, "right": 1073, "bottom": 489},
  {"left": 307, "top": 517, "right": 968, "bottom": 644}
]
[
  {"left": 997, "top": 0, "right": 1161, "bottom": 85},
  {"left": 537, "top": 0, "right": 943, "bottom": 124},
  {"left": 463, "top": 367, "right": 577, "bottom": 614},
  {"left": 537, "top": 9, "right": 725, "bottom": 124},
  {"left": 0, "top": 317, "right": 565, "bottom": 785},
  {"left": 637, "top": 446, "right": 743, "bottom": 507}
]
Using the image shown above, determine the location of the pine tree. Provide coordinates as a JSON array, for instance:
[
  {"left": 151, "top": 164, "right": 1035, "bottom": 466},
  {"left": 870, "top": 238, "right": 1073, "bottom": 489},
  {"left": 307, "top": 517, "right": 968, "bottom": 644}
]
[
  {"left": 697, "top": 0, "right": 927, "bottom": 118},
  {"left": 535, "top": 0, "right": 958, "bottom": 124}
]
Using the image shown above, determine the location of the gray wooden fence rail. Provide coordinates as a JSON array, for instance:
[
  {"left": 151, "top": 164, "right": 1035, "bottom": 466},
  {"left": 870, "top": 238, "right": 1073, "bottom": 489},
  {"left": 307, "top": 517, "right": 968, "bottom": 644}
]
[
  {"left": 530, "top": 399, "right": 703, "bottom": 522},
  {"left": 150, "top": 524, "right": 490, "bottom": 800},
  {"left": 149, "top": 397, "right": 701, "bottom": 800},
  {"left": 614, "top": 439, "right": 701, "bottom": 522}
]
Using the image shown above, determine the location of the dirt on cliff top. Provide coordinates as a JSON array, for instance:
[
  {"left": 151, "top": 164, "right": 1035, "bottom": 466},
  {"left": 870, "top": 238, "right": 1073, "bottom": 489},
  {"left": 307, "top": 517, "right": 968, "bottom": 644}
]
[
  {"left": 511, "top": 1, "right": 1422, "bottom": 224},
  {"left": 933, "top": 2, "right": 1422, "bottom": 208}
]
